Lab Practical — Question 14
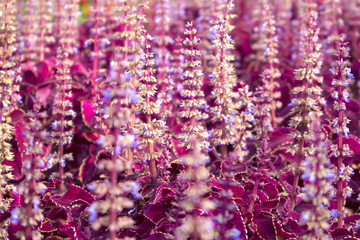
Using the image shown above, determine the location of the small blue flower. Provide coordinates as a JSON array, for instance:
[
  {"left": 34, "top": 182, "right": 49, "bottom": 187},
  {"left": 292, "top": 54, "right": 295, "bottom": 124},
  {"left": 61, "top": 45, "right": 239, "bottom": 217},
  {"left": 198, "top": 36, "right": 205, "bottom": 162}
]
[
  {"left": 301, "top": 211, "right": 310, "bottom": 222},
  {"left": 96, "top": 137, "right": 104, "bottom": 146},
  {"left": 343, "top": 91, "right": 350, "bottom": 103},
  {"left": 330, "top": 209, "right": 340, "bottom": 218},
  {"left": 17, "top": 96, "right": 23, "bottom": 104},
  {"left": 131, "top": 141, "right": 139, "bottom": 148},
  {"left": 115, "top": 144, "right": 121, "bottom": 156},
  {"left": 129, "top": 90, "right": 139, "bottom": 104},
  {"left": 346, "top": 68, "right": 355, "bottom": 79},
  {"left": 33, "top": 198, "right": 40, "bottom": 212},
  {"left": 102, "top": 88, "right": 111, "bottom": 102},
  {"left": 326, "top": 170, "right": 335, "bottom": 181},
  {"left": 10, "top": 209, "right": 19, "bottom": 225},
  {"left": 131, "top": 183, "right": 141, "bottom": 200},
  {"left": 301, "top": 171, "right": 309, "bottom": 181},
  {"left": 207, "top": 130, "right": 213, "bottom": 139},
  {"left": 288, "top": 99, "right": 295, "bottom": 107},
  {"left": 128, "top": 208, "right": 136, "bottom": 214},
  {"left": 208, "top": 74, "right": 215, "bottom": 81},
  {"left": 87, "top": 183, "right": 96, "bottom": 191},
  {"left": 95, "top": 76, "right": 104, "bottom": 82},
  {"left": 338, "top": 166, "right": 345, "bottom": 175},
  {"left": 226, "top": 228, "right": 241, "bottom": 240},
  {"left": 124, "top": 73, "right": 132, "bottom": 82},
  {"left": 47, "top": 155, "right": 53, "bottom": 168},
  {"left": 70, "top": 110, "right": 76, "bottom": 118},
  {"left": 88, "top": 205, "right": 97, "bottom": 223}
]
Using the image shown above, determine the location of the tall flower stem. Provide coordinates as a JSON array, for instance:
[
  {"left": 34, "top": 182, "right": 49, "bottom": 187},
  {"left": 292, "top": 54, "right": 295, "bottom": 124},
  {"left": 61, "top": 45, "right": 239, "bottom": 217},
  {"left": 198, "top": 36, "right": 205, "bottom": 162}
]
[
  {"left": 289, "top": 2, "right": 323, "bottom": 210},
  {"left": 336, "top": 51, "right": 344, "bottom": 228},
  {"left": 109, "top": 134, "right": 118, "bottom": 240},
  {"left": 143, "top": 31, "right": 157, "bottom": 178},
  {"left": 91, "top": 0, "right": 98, "bottom": 92},
  {"left": 330, "top": 37, "right": 352, "bottom": 228},
  {"left": 56, "top": 0, "right": 61, "bottom": 45},
  {"left": 57, "top": 0, "right": 75, "bottom": 194},
  {"left": 249, "top": 88, "right": 270, "bottom": 214},
  {"left": 39, "top": 0, "right": 45, "bottom": 61},
  {"left": 0, "top": 0, "right": 8, "bottom": 124}
]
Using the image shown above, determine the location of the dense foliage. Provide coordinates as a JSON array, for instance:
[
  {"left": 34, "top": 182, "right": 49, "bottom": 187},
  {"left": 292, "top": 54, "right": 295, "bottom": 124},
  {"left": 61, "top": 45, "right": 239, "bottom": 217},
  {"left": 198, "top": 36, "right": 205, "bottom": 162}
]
[{"left": 1, "top": 0, "right": 360, "bottom": 239}]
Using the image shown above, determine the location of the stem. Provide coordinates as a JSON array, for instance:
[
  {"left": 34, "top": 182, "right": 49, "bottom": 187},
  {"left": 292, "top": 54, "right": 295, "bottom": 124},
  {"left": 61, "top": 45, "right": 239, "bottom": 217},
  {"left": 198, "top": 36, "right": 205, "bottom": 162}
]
[
  {"left": 129, "top": 5, "right": 146, "bottom": 174},
  {"left": 109, "top": 135, "right": 118, "bottom": 240},
  {"left": 235, "top": 114, "right": 246, "bottom": 160},
  {"left": 337, "top": 47, "right": 344, "bottom": 228},
  {"left": 39, "top": 0, "right": 45, "bottom": 61},
  {"left": 25, "top": 175, "right": 35, "bottom": 240},
  {"left": 0, "top": 1, "right": 9, "bottom": 203},
  {"left": 269, "top": 74, "right": 277, "bottom": 128},
  {"left": 56, "top": 0, "right": 61, "bottom": 45},
  {"left": 290, "top": 135, "right": 304, "bottom": 211},
  {"left": 218, "top": 0, "right": 231, "bottom": 160},
  {"left": 249, "top": 177, "right": 259, "bottom": 213},
  {"left": 188, "top": 27, "right": 195, "bottom": 141},
  {"left": 159, "top": 0, "right": 166, "bottom": 88},
  {"left": 144, "top": 34, "right": 157, "bottom": 179},
  {"left": 91, "top": 0, "right": 98, "bottom": 91},
  {"left": 25, "top": 108, "right": 40, "bottom": 240},
  {"left": 0, "top": 0, "right": 8, "bottom": 123},
  {"left": 147, "top": 115, "right": 157, "bottom": 178},
  {"left": 58, "top": 1, "right": 74, "bottom": 194},
  {"left": 219, "top": 26, "right": 228, "bottom": 160},
  {"left": 120, "top": 2, "right": 134, "bottom": 175},
  {"left": 290, "top": 6, "right": 312, "bottom": 209},
  {"left": 59, "top": 67, "right": 66, "bottom": 193},
  {"left": 249, "top": 101, "right": 269, "bottom": 215}
]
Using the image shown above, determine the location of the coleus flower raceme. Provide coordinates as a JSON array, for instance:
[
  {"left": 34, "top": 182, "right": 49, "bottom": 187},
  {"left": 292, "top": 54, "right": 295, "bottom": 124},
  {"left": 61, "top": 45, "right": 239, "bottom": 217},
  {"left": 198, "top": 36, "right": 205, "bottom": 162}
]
[
  {"left": 178, "top": 22, "right": 210, "bottom": 153},
  {"left": 0, "top": 0, "right": 20, "bottom": 238},
  {"left": 287, "top": 3, "right": 324, "bottom": 211},
  {"left": 10, "top": 102, "right": 47, "bottom": 240},
  {"left": 208, "top": 0, "right": 240, "bottom": 160},
  {"left": 329, "top": 35, "right": 354, "bottom": 227}
]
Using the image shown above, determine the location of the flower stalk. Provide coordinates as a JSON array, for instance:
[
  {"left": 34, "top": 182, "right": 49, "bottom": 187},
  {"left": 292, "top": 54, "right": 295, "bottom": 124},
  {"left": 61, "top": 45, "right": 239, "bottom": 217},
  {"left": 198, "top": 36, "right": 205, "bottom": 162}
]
[
  {"left": 288, "top": 3, "right": 323, "bottom": 210},
  {"left": 330, "top": 36, "right": 353, "bottom": 227}
]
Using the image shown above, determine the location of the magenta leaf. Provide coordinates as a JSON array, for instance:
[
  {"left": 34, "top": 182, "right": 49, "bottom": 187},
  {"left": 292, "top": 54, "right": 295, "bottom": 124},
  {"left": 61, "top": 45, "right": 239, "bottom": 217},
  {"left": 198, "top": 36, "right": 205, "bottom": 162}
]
[
  {"left": 52, "top": 185, "right": 95, "bottom": 207},
  {"left": 268, "top": 128, "right": 297, "bottom": 149},
  {"left": 253, "top": 212, "right": 277, "bottom": 240},
  {"left": 79, "top": 157, "right": 97, "bottom": 185},
  {"left": 35, "top": 61, "right": 50, "bottom": 85},
  {"left": 81, "top": 99, "right": 96, "bottom": 128},
  {"left": 143, "top": 203, "right": 167, "bottom": 224}
]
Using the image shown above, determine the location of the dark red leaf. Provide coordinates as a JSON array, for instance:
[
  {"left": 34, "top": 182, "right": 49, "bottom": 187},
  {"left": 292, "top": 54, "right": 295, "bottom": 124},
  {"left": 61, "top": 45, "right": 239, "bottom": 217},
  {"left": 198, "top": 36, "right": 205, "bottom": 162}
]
[
  {"left": 81, "top": 99, "right": 96, "bottom": 128},
  {"left": 79, "top": 157, "right": 97, "bottom": 185},
  {"left": 35, "top": 61, "right": 50, "bottom": 84},
  {"left": 143, "top": 203, "right": 167, "bottom": 224},
  {"left": 52, "top": 185, "right": 95, "bottom": 207},
  {"left": 253, "top": 212, "right": 277, "bottom": 240},
  {"left": 269, "top": 128, "right": 297, "bottom": 149}
]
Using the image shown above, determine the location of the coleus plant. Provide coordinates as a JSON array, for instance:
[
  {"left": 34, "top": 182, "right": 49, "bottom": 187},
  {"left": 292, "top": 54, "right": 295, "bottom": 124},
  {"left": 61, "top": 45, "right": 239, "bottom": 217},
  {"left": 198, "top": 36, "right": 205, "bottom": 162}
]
[{"left": 1, "top": 0, "right": 360, "bottom": 240}]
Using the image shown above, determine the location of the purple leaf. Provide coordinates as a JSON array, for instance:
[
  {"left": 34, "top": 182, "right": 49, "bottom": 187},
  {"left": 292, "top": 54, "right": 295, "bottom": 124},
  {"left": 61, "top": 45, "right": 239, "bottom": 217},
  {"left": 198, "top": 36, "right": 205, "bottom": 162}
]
[
  {"left": 81, "top": 99, "right": 96, "bottom": 128},
  {"left": 143, "top": 203, "right": 167, "bottom": 224},
  {"left": 52, "top": 185, "right": 95, "bottom": 207}
]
